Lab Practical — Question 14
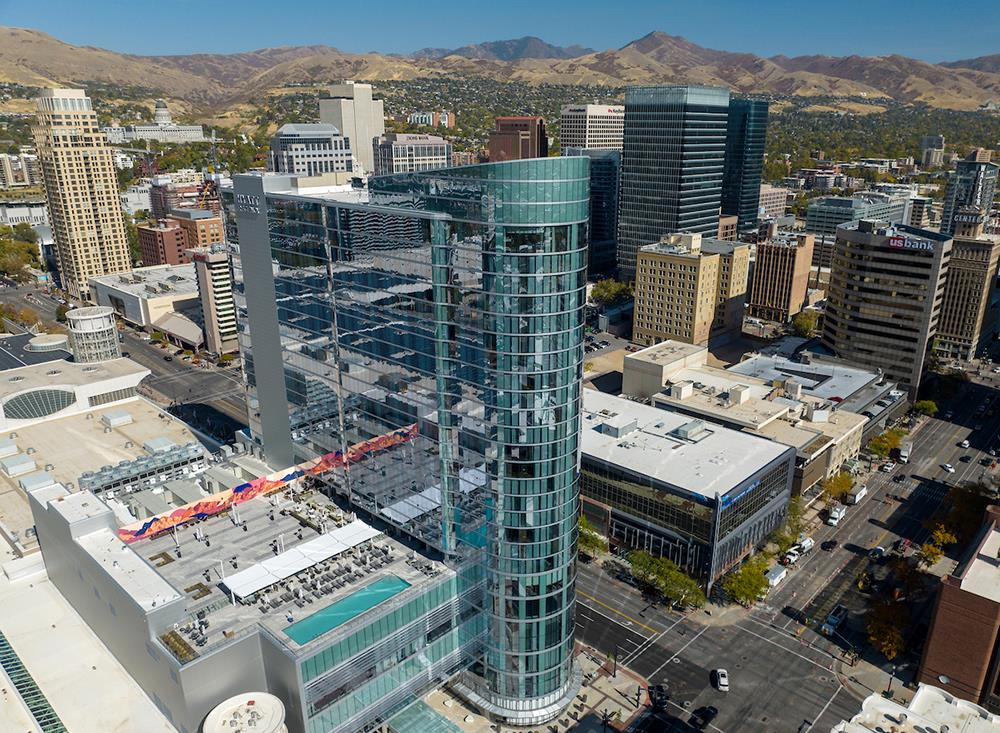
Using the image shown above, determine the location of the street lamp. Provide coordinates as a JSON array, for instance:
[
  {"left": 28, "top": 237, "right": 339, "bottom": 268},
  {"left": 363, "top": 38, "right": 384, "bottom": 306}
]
[{"left": 885, "top": 663, "right": 897, "bottom": 695}]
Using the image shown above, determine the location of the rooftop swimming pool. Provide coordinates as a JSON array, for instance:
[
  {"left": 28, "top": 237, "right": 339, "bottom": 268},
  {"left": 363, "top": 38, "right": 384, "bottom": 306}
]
[{"left": 284, "top": 575, "right": 411, "bottom": 645}]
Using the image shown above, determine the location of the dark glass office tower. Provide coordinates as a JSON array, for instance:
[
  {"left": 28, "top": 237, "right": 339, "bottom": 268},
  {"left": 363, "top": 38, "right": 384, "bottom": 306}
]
[
  {"left": 941, "top": 158, "right": 999, "bottom": 234},
  {"left": 564, "top": 147, "right": 620, "bottom": 277},
  {"left": 721, "top": 98, "right": 769, "bottom": 233},
  {"left": 229, "top": 157, "right": 588, "bottom": 726},
  {"left": 617, "top": 85, "right": 730, "bottom": 282}
]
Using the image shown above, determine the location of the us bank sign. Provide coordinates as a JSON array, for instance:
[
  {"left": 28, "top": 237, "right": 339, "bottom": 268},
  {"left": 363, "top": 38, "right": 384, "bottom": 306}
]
[
  {"left": 886, "top": 234, "right": 935, "bottom": 253},
  {"left": 235, "top": 193, "right": 261, "bottom": 217}
]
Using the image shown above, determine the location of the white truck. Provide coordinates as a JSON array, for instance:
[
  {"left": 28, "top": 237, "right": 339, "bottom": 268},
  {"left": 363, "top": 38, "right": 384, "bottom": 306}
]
[
  {"left": 826, "top": 505, "right": 847, "bottom": 526},
  {"left": 898, "top": 440, "right": 912, "bottom": 464},
  {"left": 845, "top": 484, "right": 868, "bottom": 505}
]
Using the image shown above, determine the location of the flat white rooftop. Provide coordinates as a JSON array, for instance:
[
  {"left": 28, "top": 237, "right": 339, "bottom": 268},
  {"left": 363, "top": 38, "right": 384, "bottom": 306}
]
[
  {"left": 960, "top": 527, "right": 1000, "bottom": 603},
  {"left": 0, "top": 540, "right": 177, "bottom": 733},
  {"left": 728, "top": 353, "right": 879, "bottom": 402},
  {"left": 581, "top": 391, "right": 790, "bottom": 499},
  {"left": 0, "top": 357, "right": 147, "bottom": 401},
  {"left": 832, "top": 683, "right": 998, "bottom": 732},
  {"left": 91, "top": 264, "right": 199, "bottom": 298}
]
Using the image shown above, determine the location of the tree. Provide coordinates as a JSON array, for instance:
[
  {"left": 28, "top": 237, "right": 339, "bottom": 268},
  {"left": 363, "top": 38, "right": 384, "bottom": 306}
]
[
  {"left": 627, "top": 551, "right": 706, "bottom": 609},
  {"left": 913, "top": 400, "right": 938, "bottom": 417},
  {"left": 722, "top": 555, "right": 770, "bottom": 607},
  {"left": 929, "top": 522, "right": 957, "bottom": 548},
  {"left": 126, "top": 219, "right": 141, "bottom": 265},
  {"left": 822, "top": 471, "right": 854, "bottom": 504},
  {"left": 915, "top": 542, "right": 944, "bottom": 569},
  {"left": 12, "top": 223, "right": 37, "bottom": 244},
  {"left": 55, "top": 305, "right": 69, "bottom": 323},
  {"left": 869, "top": 428, "right": 906, "bottom": 459},
  {"left": 578, "top": 515, "right": 608, "bottom": 557},
  {"left": 590, "top": 279, "right": 632, "bottom": 308},
  {"left": 866, "top": 601, "right": 908, "bottom": 661},
  {"left": 17, "top": 308, "right": 38, "bottom": 326},
  {"left": 791, "top": 309, "right": 819, "bottom": 337}
]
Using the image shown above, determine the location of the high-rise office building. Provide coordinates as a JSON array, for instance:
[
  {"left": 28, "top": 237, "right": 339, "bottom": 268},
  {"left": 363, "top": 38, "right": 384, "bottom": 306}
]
[
  {"left": 319, "top": 82, "right": 385, "bottom": 174},
  {"left": 747, "top": 232, "right": 814, "bottom": 322},
  {"left": 564, "top": 147, "right": 620, "bottom": 276},
  {"left": 188, "top": 244, "right": 237, "bottom": 354},
  {"left": 617, "top": 85, "right": 730, "bottom": 282},
  {"left": 487, "top": 117, "right": 548, "bottom": 161},
  {"left": 32, "top": 88, "right": 132, "bottom": 301},
  {"left": 805, "top": 192, "right": 911, "bottom": 236},
  {"left": 149, "top": 172, "right": 220, "bottom": 220},
  {"left": 920, "top": 135, "right": 945, "bottom": 168},
  {"left": 269, "top": 123, "right": 353, "bottom": 176},
  {"left": 721, "top": 98, "right": 768, "bottom": 232},
  {"left": 935, "top": 209, "right": 1000, "bottom": 361},
  {"left": 632, "top": 232, "right": 749, "bottom": 347},
  {"left": 822, "top": 221, "right": 952, "bottom": 396},
  {"left": 227, "top": 157, "right": 587, "bottom": 726},
  {"left": 373, "top": 133, "right": 452, "bottom": 174},
  {"left": 559, "top": 105, "right": 624, "bottom": 151},
  {"left": 757, "top": 183, "right": 789, "bottom": 221},
  {"left": 941, "top": 155, "right": 999, "bottom": 235}
]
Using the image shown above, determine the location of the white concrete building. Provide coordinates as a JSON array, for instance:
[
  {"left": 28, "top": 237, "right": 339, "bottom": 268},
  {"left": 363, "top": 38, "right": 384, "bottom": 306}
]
[
  {"left": 0, "top": 199, "right": 48, "bottom": 226},
  {"left": 831, "top": 683, "right": 998, "bottom": 732},
  {"left": 103, "top": 100, "right": 205, "bottom": 144},
  {"left": 319, "top": 82, "right": 385, "bottom": 174},
  {"left": 91, "top": 264, "right": 200, "bottom": 329},
  {"left": 120, "top": 182, "right": 151, "bottom": 216},
  {"left": 559, "top": 104, "right": 624, "bottom": 151},
  {"left": 268, "top": 124, "right": 353, "bottom": 176}
]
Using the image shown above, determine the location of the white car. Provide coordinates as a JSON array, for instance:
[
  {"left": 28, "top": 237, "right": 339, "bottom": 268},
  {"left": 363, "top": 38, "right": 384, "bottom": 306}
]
[
  {"left": 880, "top": 462, "right": 895, "bottom": 473},
  {"left": 714, "top": 668, "right": 730, "bottom": 692},
  {"left": 960, "top": 440, "right": 970, "bottom": 449},
  {"left": 942, "top": 463, "right": 955, "bottom": 474}
]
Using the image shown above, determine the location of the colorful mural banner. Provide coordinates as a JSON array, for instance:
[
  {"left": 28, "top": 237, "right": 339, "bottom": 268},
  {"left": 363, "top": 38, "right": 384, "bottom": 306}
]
[{"left": 116, "top": 423, "right": 418, "bottom": 543}]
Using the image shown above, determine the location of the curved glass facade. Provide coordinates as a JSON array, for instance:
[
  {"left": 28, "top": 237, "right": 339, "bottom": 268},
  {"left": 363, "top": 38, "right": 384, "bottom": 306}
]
[{"left": 231, "top": 158, "right": 588, "bottom": 726}]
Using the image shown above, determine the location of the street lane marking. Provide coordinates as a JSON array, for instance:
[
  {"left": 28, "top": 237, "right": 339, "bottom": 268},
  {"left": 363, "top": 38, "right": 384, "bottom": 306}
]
[
  {"left": 803, "top": 683, "right": 844, "bottom": 733},
  {"left": 578, "top": 591, "right": 658, "bottom": 634},
  {"left": 623, "top": 613, "right": 686, "bottom": 664},
  {"left": 736, "top": 620, "right": 833, "bottom": 672},
  {"left": 646, "top": 624, "right": 708, "bottom": 681}
]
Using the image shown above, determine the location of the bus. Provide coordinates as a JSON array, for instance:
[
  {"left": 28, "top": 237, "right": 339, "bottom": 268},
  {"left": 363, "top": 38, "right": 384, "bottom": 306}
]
[{"left": 898, "top": 440, "right": 912, "bottom": 464}]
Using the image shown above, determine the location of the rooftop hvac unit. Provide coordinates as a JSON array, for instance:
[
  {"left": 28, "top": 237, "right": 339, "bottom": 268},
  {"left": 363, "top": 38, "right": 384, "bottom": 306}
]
[
  {"left": 44, "top": 464, "right": 53, "bottom": 471},
  {"left": 25, "top": 447, "right": 35, "bottom": 454},
  {"left": 86, "top": 413, "right": 93, "bottom": 420},
  {"left": 104, "top": 427, "right": 112, "bottom": 433},
  {"left": 125, "top": 441, "right": 134, "bottom": 449},
  {"left": 8, "top": 432, "right": 16, "bottom": 439}
]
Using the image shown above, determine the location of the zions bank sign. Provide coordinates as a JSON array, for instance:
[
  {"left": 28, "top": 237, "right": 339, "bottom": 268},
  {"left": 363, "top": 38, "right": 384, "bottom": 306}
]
[{"left": 886, "top": 234, "right": 935, "bottom": 253}]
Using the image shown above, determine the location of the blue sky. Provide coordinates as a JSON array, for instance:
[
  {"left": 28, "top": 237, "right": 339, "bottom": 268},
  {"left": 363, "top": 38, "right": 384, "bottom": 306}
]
[{"left": 2, "top": 0, "right": 998, "bottom": 62}]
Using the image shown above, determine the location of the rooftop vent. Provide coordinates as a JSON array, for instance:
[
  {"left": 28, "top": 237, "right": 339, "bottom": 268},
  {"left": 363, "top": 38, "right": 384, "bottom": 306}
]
[{"left": 674, "top": 419, "right": 709, "bottom": 441}]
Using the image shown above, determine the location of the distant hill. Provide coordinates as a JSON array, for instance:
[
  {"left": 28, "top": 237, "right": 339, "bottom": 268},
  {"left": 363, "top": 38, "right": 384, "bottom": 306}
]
[
  {"left": 413, "top": 36, "right": 595, "bottom": 61},
  {"left": 2, "top": 26, "right": 999, "bottom": 112},
  {"left": 941, "top": 53, "right": 1000, "bottom": 74}
]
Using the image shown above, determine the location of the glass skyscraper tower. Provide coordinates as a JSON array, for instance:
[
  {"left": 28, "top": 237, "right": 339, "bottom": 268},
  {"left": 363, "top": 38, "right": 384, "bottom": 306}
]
[
  {"left": 941, "top": 158, "right": 999, "bottom": 234},
  {"left": 721, "top": 98, "right": 769, "bottom": 232},
  {"left": 616, "top": 85, "right": 730, "bottom": 282},
  {"left": 228, "top": 157, "right": 588, "bottom": 726}
]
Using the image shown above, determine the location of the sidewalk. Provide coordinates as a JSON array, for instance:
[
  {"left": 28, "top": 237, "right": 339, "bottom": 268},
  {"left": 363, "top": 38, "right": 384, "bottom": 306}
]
[{"left": 836, "top": 655, "right": 915, "bottom": 708}]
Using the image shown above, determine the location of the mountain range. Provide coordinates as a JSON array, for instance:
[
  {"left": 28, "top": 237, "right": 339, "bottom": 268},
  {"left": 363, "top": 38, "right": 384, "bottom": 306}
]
[{"left": 2, "top": 27, "right": 1000, "bottom": 111}]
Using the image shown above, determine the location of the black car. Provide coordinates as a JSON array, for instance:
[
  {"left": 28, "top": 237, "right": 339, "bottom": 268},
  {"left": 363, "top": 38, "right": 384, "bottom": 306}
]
[
  {"left": 164, "top": 355, "right": 173, "bottom": 361},
  {"left": 821, "top": 539, "right": 839, "bottom": 551},
  {"left": 690, "top": 706, "right": 719, "bottom": 730},
  {"left": 960, "top": 454, "right": 972, "bottom": 463}
]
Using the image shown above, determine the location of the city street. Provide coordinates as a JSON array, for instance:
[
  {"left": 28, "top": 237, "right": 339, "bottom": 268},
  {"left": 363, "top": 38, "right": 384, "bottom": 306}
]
[
  {"left": 574, "top": 375, "right": 999, "bottom": 732},
  {"left": 0, "top": 283, "right": 249, "bottom": 441}
]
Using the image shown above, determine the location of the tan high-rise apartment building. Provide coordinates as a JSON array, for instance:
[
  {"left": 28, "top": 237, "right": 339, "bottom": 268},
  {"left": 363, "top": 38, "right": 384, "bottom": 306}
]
[
  {"left": 33, "top": 88, "right": 131, "bottom": 301},
  {"left": 747, "top": 232, "right": 815, "bottom": 322},
  {"left": 935, "top": 208, "right": 1000, "bottom": 361},
  {"left": 633, "top": 233, "right": 749, "bottom": 347}
]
